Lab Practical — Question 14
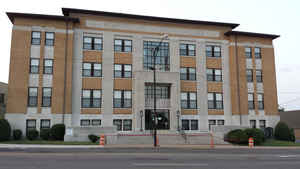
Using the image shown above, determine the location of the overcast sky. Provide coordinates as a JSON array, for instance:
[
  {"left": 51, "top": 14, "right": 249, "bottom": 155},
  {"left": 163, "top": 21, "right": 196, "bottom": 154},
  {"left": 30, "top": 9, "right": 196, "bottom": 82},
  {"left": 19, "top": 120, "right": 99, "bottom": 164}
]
[{"left": 0, "top": 0, "right": 299, "bottom": 110}]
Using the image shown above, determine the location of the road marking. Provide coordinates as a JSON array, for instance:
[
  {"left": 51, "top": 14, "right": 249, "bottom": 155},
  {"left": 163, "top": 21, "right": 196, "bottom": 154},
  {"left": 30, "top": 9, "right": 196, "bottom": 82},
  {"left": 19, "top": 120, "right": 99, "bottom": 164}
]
[
  {"left": 132, "top": 163, "right": 208, "bottom": 167},
  {"left": 279, "top": 155, "right": 297, "bottom": 158}
]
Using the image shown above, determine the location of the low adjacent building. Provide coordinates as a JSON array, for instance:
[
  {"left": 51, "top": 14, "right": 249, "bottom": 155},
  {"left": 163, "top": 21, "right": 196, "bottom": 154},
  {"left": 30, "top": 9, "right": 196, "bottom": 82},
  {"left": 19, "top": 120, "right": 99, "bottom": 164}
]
[
  {"left": 280, "top": 110, "right": 300, "bottom": 143},
  {"left": 0, "top": 82, "right": 8, "bottom": 118}
]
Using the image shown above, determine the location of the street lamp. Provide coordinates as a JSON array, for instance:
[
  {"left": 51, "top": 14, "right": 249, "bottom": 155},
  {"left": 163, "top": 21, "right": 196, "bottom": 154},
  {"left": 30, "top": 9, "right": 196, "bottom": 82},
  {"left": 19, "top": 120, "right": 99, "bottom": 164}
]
[
  {"left": 140, "top": 110, "right": 143, "bottom": 132},
  {"left": 176, "top": 110, "right": 180, "bottom": 131},
  {"left": 152, "top": 34, "right": 168, "bottom": 147}
]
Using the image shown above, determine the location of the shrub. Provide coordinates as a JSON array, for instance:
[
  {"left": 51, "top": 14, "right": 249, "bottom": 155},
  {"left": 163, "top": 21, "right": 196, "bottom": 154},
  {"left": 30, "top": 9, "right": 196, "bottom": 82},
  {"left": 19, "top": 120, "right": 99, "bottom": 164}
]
[
  {"left": 40, "top": 129, "right": 51, "bottom": 140},
  {"left": 13, "top": 129, "right": 22, "bottom": 140},
  {"left": 88, "top": 134, "right": 99, "bottom": 143},
  {"left": 226, "top": 129, "right": 248, "bottom": 144},
  {"left": 274, "top": 122, "right": 291, "bottom": 141},
  {"left": 290, "top": 128, "right": 295, "bottom": 142},
  {"left": 50, "top": 124, "right": 65, "bottom": 141},
  {"left": 264, "top": 127, "right": 274, "bottom": 139},
  {"left": 0, "top": 119, "right": 11, "bottom": 141},
  {"left": 244, "top": 128, "right": 265, "bottom": 145},
  {"left": 26, "top": 129, "right": 39, "bottom": 140}
]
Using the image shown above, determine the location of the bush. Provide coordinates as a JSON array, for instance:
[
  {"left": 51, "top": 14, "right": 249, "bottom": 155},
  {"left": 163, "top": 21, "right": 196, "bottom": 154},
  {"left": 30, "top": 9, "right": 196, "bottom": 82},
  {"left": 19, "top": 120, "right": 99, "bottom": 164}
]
[
  {"left": 290, "top": 128, "right": 296, "bottom": 142},
  {"left": 50, "top": 124, "right": 65, "bottom": 141},
  {"left": 0, "top": 119, "right": 11, "bottom": 141},
  {"left": 40, "top": 129, "right": 51, "bottom": 140},
  {"left": 26, "top": 129, "right": 39, "bottom": 140},
  {"left": 13, "top": 129, "right": 22, "bottom": 140},
  {"left": 226, "top": 129, "right": 248, "bottom": 144},
  {"left": 274, "top": 122, "right": 291, "bottom": 141},
  {"left": 88, "top": 134, "right": 99, "bottom": 143},
  {"left": 244, "top": 128, "right": 265, "bottom": 145},
  {"left": 264, "top": 127, "right": 274, "bottom": 139}
]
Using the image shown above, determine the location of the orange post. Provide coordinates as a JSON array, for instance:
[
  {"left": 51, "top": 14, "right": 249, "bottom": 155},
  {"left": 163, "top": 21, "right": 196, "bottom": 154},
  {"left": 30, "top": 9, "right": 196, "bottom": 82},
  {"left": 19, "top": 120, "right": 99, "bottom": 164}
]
[
  {"left": 99, "top": 134, "right": 105, "bottom": 146},
  {"left": 248, "top": 137, "right": 254, "bottom": 148},
  {"left": 210, "top": 133, "right": 215, "bottom": 149}
]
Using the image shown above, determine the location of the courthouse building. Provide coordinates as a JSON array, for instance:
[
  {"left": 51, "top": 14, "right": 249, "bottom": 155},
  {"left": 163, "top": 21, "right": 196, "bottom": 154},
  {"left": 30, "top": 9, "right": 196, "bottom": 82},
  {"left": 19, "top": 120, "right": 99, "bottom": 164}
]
[{"left": 5, "top": 8, "right": 279, "bottom": 136}]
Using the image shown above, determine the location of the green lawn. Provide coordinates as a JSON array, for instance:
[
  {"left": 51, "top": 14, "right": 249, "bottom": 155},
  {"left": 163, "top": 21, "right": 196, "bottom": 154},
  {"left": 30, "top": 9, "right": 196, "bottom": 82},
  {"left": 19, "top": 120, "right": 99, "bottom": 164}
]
[
  {"left": 261, "top": 139, "right": 300, "bottom": 146},
  {"left": 1, "top": 140, "right": 98, "bottom": 145}
]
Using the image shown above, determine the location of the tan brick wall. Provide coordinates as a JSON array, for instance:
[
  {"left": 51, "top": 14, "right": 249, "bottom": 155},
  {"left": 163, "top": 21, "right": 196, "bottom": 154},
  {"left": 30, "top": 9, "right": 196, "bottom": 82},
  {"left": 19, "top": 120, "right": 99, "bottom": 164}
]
[
  {"left": 206, "top": 58, "right": 222, "bottom": 69},
  {"left": 208, "top": 110, "right": 224, "bottom": 115},
  {"left": 83, "top": 51, "right": 102, "bottom": 62},
  {"left": 262, "top": 48, "right": 279, "bottom": 115},
  {"left": 207, "top": 82, "right": 223, "bottom": 92},
  {"left": 14, "top": 17, "right": 72, "bottom": 29},
  {"left": 113, "top": 108, "right": 132, "bottom": 114},
  {"left": 181, "top": 109, "right": 197, "bottom": 115},
  {"left": 81, "top": 109, "right": 101, "bottom": 114},
  {"left": 114, "top": 53, "right": 132, "bottom": 64},
  {"left": 180, "top": 81, "right": 197, "bottom": 92},
  {"left": 180, "top": 56, "right": 196, "bottom": 67},
  {"left": 114, "top": 79, "right": 132, "bottom": 90},
  {"left": 82, "top": 78, "right": 102, "bottom": 89},
  {"left": 7, "top": 30, "right": 31, "bottom": 114}
]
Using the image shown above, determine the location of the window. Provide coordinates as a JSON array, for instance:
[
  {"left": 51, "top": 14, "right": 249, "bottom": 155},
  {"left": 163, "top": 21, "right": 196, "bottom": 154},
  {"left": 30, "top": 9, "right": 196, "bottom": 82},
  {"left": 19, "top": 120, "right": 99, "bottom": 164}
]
[
  {"left": 113, "top": 119, "right": 132, "bottom": 131},
  {"left": 245, "top": 47, "right": 252, "bottom": 58},
  {"left": 145, "top": 85, "right": 170, "bottom": 99},
  {"left": 28, "top": 87, "right": 38, "bottom": 107},
  {"left": 250, "top": 120, "right": 256, "bottom": 128},
  {"left": 258, "top": 93, "right": 264, "bottom": 110},
  {"left": 180, "top": 44, "right": 195, "bottom": 56},
  {"left": 30, "top": 58, "right": 39, "bottom": 74},
  {"left": 82, "top": 63, "right": 102, "bottom": 77},
  {"left": 256, "top": 70, "right": 263, "bottom": 82},
  {"left": 143, "top": 41, "right": 170, "bottom": 71},
  {"left": 206, "top": 69, "right": 222, "bottom": 82},
  {"left": 114, "top": 39, "right": 132, "bottom": 52},
  {"left": 259, "top": 120, "right": 266, "bottom": 129},
  {"left": 114, "top": 64, "right": 132, "bottom": 78},
  {"left": 26, "top": 119, "right": 36, "bottom": 132},
  {"left": 45, "top": 32, "right": 55, "bottom": 46},
  {"left": 208, "top": 120, "right": 216, "bottom": 130},
  {"left": 255, "top": 47, "right": 261, "bottom": 58},
  {"left": 206, "top": 45, "right": 221, "bottom": 57},
  {"left": 44, "top": 59, "right": 53, "bottom": 74},
  {"left": 180, "top": 67, "right": 196, "bottom": 80},
  {"left": 248, "top": 93, "right": 255, "bottom": 110},
  {"left": 92, "top": 119, "right": 101, "bottom": 126},
  {"left": 80, "top": 119, "right": 90, "bottom": 126},
  {"left": 247, "top": 69, "right": 253, "bottom": 82},
  {"left": 208, "top": 93, "right": 223, "bottom": 109},
  {"left": 81, "top": 90, "right": 102, "bottom": 108},
  {"left": 31, "top": 31, "right": 41, "bottom": 45},
  {"left": 217, "top": 120, "right": 225, "bottom": 126},
  {"left": 114, "top": 90, "right": 132, "bottom": 108},
  {"left": 42, "top": 88, "right": 52, "bottom": 107},
  {"left": 181, "top": 92, "right": 197, "bottom": 109},
  {"left": 182, "top": 119, "right": 198, "bottom": 130},
  {"left": 83, "top": 37, "right": 103, "bottom": 50},
  {"left": 0, "top": 94, "right": 4, "bottom": 104},
  {"left": 40, "top": 119, "right": 51, "bottom": 129}
]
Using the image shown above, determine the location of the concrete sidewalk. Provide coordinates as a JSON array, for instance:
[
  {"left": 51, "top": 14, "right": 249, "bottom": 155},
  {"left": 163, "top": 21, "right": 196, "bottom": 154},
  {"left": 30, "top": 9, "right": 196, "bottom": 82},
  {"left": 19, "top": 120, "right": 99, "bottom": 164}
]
[{"left": 0, "top": 144, "right": 300, "bottom": 149}]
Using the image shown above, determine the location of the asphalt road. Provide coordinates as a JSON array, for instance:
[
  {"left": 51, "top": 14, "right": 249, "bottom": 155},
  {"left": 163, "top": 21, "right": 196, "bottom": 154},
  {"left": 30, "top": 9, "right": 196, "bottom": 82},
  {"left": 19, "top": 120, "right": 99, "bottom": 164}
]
[{"left": 1, "top": 148, "right": 300, "bottom": 169}]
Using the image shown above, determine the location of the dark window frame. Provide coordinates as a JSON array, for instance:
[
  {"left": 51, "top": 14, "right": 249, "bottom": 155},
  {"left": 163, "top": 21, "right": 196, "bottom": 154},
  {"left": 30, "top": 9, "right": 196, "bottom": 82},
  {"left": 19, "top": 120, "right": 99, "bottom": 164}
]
[
  {"left": 114, "top": 39, "right": 132, "bottom": 52},
  {"left": 0, "top": 93, "right": 4, "bottom": 104},
  {"left": 143, "top": 41, "right": 170, "bottom": 71},
  {"left": 256, "top": 70, "right": 263, "bottom": 83},
  {"left": 255, "top": 47, "right": 261, "bottom": 59},
  {"left": 259, "top": 120, "right": 266, "bottom": 129},
  {"left": 43, "top": 59, "right": 53, "bottom": 74},
  {"left": 206, "top": 45, "right": 221, "bottom": 58},
  {"left": 82, "top": 62, "right": 102, "bottom": 77},
  {"left": 180, "top": 43, "right": 196, "bottom": 56},
  {"left": 40, "top": 119, "right": 51, "bottom": 129},
  {"left": 80, "top": 119, "right": 90, "bottom": 126},
  {"left": 113, "top": 119, "right": 132, "bottom": 131},
  {"left": 31, "top": 31, "right": 41, "bottom": 45},
  {"left": 91, "top": 119, "right": 101, "bottom": 126},
  {"left": 180, "top": 67, "right": 196, "bottom": 81},
  {"left": 42, "top": 87, "right": 52, "bottom": 107},
  {"left": 144, "top": 84, "right": 170, "bottom": 99},
  {"left": 250, "top": 120, "right": 256, "bottom": 128},
  {"left": 45, "top": 32, "right": 55, "bottom": 46},
  {"left": 81, "top": 89, "right": 102, "bottom": 108},
  {"left": 83, "top": 36, "right": 103, "bottom": 50},
  {"left": 30, "top": 58, "right": 40, "bottom": 74},
  {"left": 114, "top": 64, "right": 132, "bottom": 78},
  {"left": 258, "top": 93, "right": 264, "bottom": 110},
  {"left": 208, "top": 93, "right": 224, "bottom": 110},
  {"left": 113, "top": 90, "right": 132, "bottom": 108},
  {"left": 245, "top": 47, "right": 252, "bottom": 58},
  {"left": 247, "top": 69, "right": 253, "bottom": 82},
  {"left": 206, "top": 68, "right": 222, "bottom": 82},
  {"left": 28, "top": 87, "right": 38, "bottom": 107},
  {"left": 26, "top": 119, "right": 36, "bottom": 132},
  {"left": 248, "top": 93, "right": 255, "bottom": 110},
  {"left": 181, "top": 92, "right": 197, "bottom": 109}
]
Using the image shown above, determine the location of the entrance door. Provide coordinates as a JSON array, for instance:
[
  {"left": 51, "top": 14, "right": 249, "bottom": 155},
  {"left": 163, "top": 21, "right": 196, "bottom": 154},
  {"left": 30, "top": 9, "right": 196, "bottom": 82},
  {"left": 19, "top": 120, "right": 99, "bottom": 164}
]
[{"left": 145, "top": 109, "right": 169, "bottom": 130}]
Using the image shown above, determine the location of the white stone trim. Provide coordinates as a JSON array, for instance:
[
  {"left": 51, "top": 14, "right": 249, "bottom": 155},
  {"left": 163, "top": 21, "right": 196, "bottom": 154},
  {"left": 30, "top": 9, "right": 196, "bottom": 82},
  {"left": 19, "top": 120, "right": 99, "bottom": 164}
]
[
  {"left": 229, "top": 42, "right": 273, "bottom": 48},
  {"left": 13, "top": 25, "right": 74, "bottom": 34}
]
